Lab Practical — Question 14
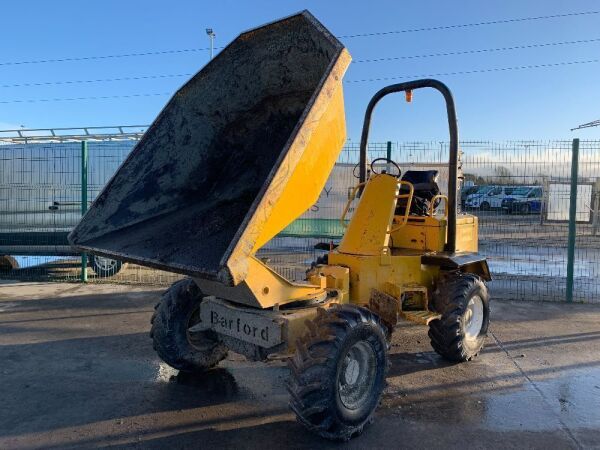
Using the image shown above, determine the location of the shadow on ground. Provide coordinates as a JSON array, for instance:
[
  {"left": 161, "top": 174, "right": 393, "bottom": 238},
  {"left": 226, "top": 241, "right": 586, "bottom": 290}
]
[{"left": 1, "top": 284, "right": 599, "bottom": 449}]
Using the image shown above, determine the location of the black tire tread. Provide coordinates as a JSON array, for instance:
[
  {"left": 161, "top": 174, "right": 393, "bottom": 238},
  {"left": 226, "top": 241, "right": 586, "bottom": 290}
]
[
  {"left": 287, "top": 304, "right": 388, "bottom": 441},
  {"left": 150, "top": 278, "right": 227, "bottom": 372},
  {"left": 428, "top": 273, "right": 489, "bottom": 362}
]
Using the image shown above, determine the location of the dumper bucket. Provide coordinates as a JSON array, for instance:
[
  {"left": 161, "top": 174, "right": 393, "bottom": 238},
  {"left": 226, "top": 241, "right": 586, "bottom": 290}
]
[{"left": 69, "top": 11, "right": 351, "bottom": 286}]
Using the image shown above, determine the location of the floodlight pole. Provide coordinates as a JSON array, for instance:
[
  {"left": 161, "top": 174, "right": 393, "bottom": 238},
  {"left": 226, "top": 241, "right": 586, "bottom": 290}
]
[{"left": 206, "top": 28, "right": 216, "bottom": 60}]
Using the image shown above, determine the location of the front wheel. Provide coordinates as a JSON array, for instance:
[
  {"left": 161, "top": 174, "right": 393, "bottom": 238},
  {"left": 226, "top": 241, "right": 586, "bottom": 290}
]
[
  {"left": 287, "top": 305, "right": 388, "bottom": 441},
  {"left": 479, "top": 201, "right": 490, "bottom": 211},
  {"left": 151, "top": 278, "right": 228, "bottom": 372},
  {"left": 428, "top": 273, "right": 490, "bottom": 362},
  {"left": 520, "top": 203, "right": 531, "bottom": 214}
]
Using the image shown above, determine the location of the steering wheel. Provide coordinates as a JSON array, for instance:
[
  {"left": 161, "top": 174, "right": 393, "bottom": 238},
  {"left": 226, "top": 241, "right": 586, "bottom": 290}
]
[
  {"left": 370, "top": 158, "right": 401, "bottom": 178},
  {"left": 352, "top": 163, "right": 364, "bottom": 179}
]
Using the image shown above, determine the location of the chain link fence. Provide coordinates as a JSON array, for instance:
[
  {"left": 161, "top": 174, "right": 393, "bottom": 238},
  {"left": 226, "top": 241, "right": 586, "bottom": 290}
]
[{"left": 1, "top": 138, "right": 599, "bottom": 303}]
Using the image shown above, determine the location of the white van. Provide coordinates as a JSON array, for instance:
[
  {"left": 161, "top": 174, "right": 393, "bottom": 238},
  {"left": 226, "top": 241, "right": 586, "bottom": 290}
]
[{"left": 465, "top": 185, "right": 516, "bottom": 210}]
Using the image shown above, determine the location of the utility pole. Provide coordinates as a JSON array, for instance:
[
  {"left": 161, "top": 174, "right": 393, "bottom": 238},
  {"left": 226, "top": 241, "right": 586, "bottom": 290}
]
[{"left": 206, "top": 28, "right": 216, "bottom": 60}]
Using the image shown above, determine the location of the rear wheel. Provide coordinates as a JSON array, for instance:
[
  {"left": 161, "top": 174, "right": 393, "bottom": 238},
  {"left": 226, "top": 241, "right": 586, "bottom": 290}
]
[
  {"left": 91, "top": 255, "right": 125, "bottom": 277},
  {"left": 428, "top": 273, "right": 489, "bottom": 362},
  {"left": 520, "top": 203, "right": 531, "bottom": 214},
  {"left": 287, "top": 305, "right": 388, "bottom": 441},
  {"left": 151, "top": 278, "right": 228, "bottom": 372}
]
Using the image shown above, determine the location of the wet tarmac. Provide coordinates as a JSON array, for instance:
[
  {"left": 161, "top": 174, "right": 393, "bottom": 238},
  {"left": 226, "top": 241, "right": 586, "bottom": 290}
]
[{"left": 1, "top": 282, "right": 599, "bottom": 449}]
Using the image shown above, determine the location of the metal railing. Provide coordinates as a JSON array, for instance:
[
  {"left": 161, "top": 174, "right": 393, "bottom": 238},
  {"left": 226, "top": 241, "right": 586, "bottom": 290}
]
[{"left": 0, "top": 125, "right": 148, "bottom": 144}]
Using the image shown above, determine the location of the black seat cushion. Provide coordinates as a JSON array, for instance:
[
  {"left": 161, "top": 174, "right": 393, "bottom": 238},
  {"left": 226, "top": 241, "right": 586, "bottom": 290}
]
[{"left": 395, "top": 170, "right": 440, "bottom": 216}]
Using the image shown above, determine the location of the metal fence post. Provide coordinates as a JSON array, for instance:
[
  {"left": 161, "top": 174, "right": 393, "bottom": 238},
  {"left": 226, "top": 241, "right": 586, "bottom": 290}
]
[
  {"left": 566, "top": 138, "right": 579, "bottom": 302},
  {"left": 386, "top": 141, "right": 392, "bottom": 174},
  {"left": 80, "top": 140, "right": 88, "bottom": 282},
  {"left": 540, "top": 176, "right": 548, "bottom": 225},
  {"left": 593, "top": 178, "right": 600, "bottom": 237}
]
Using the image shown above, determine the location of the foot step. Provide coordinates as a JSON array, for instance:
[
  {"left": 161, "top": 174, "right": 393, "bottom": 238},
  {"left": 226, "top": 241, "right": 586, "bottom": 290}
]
[{"left": 400, "top": 310, "right": 441, "bottom": 325}]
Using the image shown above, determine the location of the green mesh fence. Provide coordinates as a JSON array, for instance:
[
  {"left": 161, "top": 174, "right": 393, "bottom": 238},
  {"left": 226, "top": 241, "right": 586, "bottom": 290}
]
[{"left": 1, "top": 139, "right": 599, "bottom": 303}]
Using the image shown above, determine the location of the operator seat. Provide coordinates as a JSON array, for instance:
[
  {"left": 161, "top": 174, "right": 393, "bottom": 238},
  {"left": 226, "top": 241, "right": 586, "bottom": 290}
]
[{"left": 395, "top": 170, "right": 440, "bottom": 216}]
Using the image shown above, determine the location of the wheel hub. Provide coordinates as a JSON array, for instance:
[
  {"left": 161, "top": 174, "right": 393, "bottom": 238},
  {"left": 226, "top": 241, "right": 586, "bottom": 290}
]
[
  {"left": 344, "top": 357, "right": 360, "bottom": 385},
  {"left": 464, "top": 295, "right": 484, "bottom": 341},
  {"left": 338, "top": 341, "right": 376, "bottom": 410},
  {"left": 94, "top": 256, "right": 117, "bottom": 271},
  {"left": 186, "top": 306, "right": 209, "bottom": 350}
]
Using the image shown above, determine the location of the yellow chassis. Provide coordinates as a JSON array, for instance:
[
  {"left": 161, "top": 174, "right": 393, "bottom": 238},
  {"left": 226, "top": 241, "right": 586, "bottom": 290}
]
[{"left": 196, "top": 173, "right": 489, "bottom": 359}]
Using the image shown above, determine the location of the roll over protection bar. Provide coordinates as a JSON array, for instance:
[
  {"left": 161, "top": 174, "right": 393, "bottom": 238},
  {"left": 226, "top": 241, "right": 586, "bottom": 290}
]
[{"left": 358, "top": 79, "right": 459, "bottom": 253}]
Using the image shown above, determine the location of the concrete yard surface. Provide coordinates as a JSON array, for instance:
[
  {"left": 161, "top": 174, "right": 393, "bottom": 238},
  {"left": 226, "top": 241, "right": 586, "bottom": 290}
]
[{"left": 1, "top": 281, "right": 599, "bottom": 449}]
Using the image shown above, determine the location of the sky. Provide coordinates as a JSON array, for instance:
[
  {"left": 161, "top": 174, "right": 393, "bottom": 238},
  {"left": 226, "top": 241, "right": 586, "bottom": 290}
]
[{"left": 1, "top": 0, "right": 599, "bottom": 141}]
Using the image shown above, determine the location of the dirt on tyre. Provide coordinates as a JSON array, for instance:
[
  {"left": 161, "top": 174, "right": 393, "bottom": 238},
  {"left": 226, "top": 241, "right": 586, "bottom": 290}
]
[
  {"left": 287, "top": 305, "right": 389, "bottom": 441},
  {"left": 428, "top": 273, "right": 489, "bottom": 362},
  {"left": 150, "top": 278, "right": 227, "bottom": 372}
]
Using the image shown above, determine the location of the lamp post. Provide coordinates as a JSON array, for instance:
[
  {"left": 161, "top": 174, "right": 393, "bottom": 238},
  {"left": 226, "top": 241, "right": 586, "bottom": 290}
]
[{"left": 206, "top": 28, "right": 216, "bottom": 60}]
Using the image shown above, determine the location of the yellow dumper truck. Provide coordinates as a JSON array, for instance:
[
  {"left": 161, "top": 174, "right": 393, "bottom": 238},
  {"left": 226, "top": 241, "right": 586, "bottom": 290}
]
[{"left": 70, "top": 11, "right": 490, "bottom": 441}]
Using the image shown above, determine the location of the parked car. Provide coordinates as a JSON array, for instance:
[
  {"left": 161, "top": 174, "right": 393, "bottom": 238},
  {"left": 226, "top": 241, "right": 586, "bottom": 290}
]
[
  {"left": 501, "top": 186, "right": 543, "bottom": 214},
  {"left": 460, "top": 184, "right": 479, "bottom": 209},
  {"left": 465, "top": 185, "right": 516, "bottom": 210}
]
